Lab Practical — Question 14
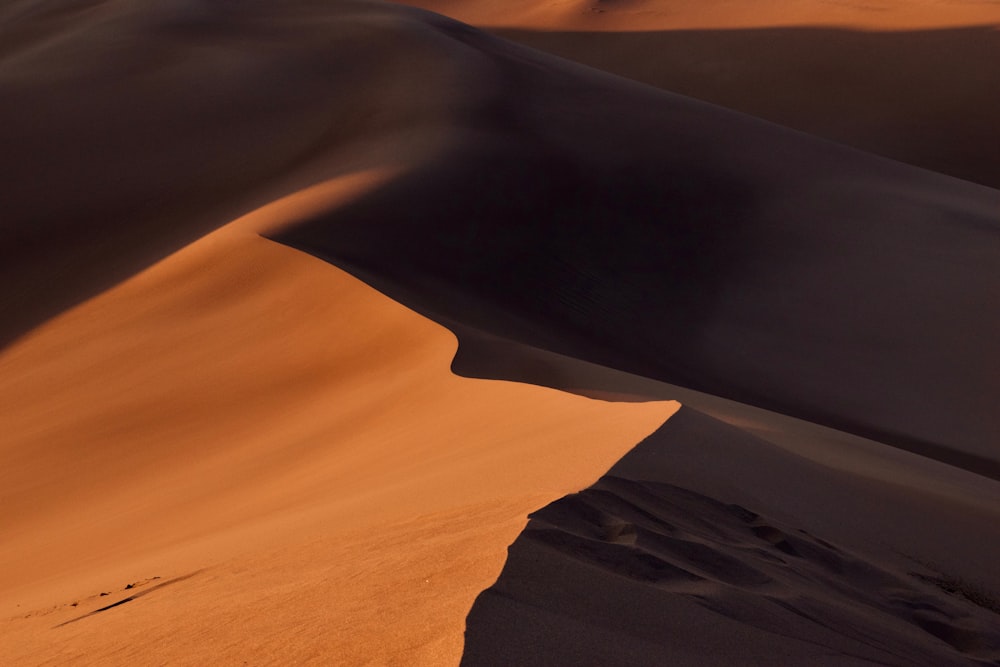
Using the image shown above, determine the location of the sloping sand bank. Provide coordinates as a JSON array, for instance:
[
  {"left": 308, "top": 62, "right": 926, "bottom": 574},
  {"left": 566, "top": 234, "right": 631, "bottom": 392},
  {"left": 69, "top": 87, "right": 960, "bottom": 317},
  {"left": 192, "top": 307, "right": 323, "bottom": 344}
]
[
  {"left": 0, "top": 177, "right": 674, "bottom": 664},
  {"left": 274, "top": 16, "right": 1000, "bottom": 476},
  {"left": 493, "top": 26, "right": 1000, "bottom": 189},
  {"left": 2, "top": 1, "right": 998, "bottom": 664},
  {"left": 465, "top": 408, "right": 1000, "bottom": 665}
]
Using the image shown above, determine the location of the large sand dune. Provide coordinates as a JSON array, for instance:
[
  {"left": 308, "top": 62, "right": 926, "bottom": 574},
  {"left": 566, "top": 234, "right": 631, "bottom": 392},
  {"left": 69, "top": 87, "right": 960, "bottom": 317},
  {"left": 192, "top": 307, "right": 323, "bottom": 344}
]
[
  {"left": 493, "top": 26, "right": 1000, "bottom": 188},
  {"left": 274, "top": 17, "right": 1000, "bottom": 476},
  {"left": 0, "top": 175, "right": 674, "bottom": 663},
  {"left": 398, "top": 0, "right": 1000, "bottom": 31},
  {"left": 396, "top": 0, "right": 1000, "bottom": 187},
  {"left": 2, "top": 0, "right": 999, "bottom": 664}
]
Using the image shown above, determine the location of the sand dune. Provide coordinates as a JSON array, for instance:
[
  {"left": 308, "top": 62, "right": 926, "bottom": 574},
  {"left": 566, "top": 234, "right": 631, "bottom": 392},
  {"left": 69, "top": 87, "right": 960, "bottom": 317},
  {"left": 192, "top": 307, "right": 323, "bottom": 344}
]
[
  {"left": 3, "top": 0, "right": 999, "bottom": 664},
  {"left": 399, "top": 0, "right": 1000, "bottom": 31},
  {"left": 0, "top": 0, "right": 459, "bottom": 348},
  {"left": 398, "top": 0, "right": 1000, "bottom": 187},
  {"left": 492, "top": 26, "right": 1000, "bottom": 189},
  {"left": 465, "top": 412, "right": 1000, "bottom": 665},
  {"left": 0, "top": 175, "right": 674, "bottom": 663},
  {"left": 274, "top": 17, "right": 1000, "bottom": 476}
]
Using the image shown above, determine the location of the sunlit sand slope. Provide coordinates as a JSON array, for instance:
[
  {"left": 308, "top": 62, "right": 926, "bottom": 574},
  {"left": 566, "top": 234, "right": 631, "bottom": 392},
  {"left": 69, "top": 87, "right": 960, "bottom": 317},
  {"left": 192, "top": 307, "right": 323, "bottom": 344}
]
[{"left": 0, "top": 177, "right": 674, "bottom": 664}]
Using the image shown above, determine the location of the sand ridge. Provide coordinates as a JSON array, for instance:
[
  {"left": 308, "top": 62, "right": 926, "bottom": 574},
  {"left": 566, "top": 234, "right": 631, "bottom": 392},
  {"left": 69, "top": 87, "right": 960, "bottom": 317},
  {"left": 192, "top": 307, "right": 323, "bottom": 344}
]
[
  {"left": 0, "top": 171, "right": 675, "bottom": 663},
  {"left": 273, "top": 14, "right": 1000, "bottom": 476},
  {"left": 465, "top": 467, "right": 1000, "bottom": 666},
  {"left": 397, "top": 0, "right": 1000, "bottom": 188},
  {"left": 2, "top": 0, "right": 998, "bottom": 664},
  {"left": 397, "top": 0, "right": 1000, "bottom": 30}
]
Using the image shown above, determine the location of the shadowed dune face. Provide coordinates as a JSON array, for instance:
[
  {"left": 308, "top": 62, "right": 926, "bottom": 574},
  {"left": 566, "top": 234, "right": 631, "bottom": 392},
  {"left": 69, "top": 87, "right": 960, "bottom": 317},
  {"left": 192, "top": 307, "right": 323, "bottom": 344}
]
[
  {"left": 3, "top": 0, "right": 1000, "bottom": 664},
  {"left": 494, "top": 26, "right": 1000, "bottom": 189},
  {"left": 465, "top": 480, "right": 1000, "bottom": 666},
  {"left": 463, "top": 408, "right": 1000, "bottom": 666},
  {"left": 274, "top": 21, "right": 1000, "bottom": 474},
  {"left": 0, "top": 175, "right": 674, "bottom": 663},
  {"left": 0, "top": 0, "right": 474, "bottom": 348},
  {"left": 5, "top": 0, "right": 997, "bottom": 473},
  {"left": 399, "top": 1, "right": 1000, "bottom": 188}
]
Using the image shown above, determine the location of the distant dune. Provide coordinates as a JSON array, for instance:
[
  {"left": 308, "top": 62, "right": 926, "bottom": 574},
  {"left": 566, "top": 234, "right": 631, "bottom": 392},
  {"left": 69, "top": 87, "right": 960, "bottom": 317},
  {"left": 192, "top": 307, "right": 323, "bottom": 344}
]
[
  {"left": 2, "top": 0, "right": 998, "bottom": 665},
  {"left": 398, "top": 0, "right": 1000, "bottom": 187},
  {"left": 492, "top": 26, "right": 1000, "bottom": 189}
]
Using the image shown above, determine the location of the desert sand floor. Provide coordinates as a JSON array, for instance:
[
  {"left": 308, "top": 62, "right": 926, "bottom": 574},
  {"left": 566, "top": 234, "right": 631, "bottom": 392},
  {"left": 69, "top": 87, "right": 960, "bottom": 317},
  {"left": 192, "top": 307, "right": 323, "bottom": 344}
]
[
  {"left": 2, "top": 1, "right": 999, "bottom": 665},
  {"left": 453, "top": 333, "right": 1000, "bottom": 665}
]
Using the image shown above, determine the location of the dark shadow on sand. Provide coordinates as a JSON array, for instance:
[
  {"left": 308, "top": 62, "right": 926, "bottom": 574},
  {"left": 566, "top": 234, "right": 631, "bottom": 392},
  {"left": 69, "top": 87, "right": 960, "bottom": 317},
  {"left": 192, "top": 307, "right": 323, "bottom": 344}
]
[{"left": 494, "top": 25, "right": 1000, "bottom": 190}]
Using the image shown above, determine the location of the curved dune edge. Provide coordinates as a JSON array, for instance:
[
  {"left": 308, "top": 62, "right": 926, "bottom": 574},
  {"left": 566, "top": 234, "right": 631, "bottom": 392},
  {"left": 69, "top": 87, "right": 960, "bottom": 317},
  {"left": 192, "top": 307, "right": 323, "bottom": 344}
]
[
  {"left": 2, "top": 1, "right": 997, "bottom": 664},
  {"left": 395, "top": 0, "right": 1000, "bottom": 188},
  {"left": 0, "top": 176, "right": 677, "bottom": 665},
  {"left": 453, "top": 327, "right": 1000, "bottom": 664},
  {"left": 462, "top": 406, "right": 1000, "bottom": 666}
]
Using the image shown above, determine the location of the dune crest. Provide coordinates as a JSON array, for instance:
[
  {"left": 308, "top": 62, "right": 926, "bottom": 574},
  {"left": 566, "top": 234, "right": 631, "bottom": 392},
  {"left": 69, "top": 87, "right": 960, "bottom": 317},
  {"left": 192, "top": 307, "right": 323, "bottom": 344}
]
[
  {"left": 273, "top": 12, "right": 1000, "bottom": 477},
  {"left": 398, "top": 0, "right": 1000, "bottom": 30},
  {"left": 0, "top": 174, "right": 675, "bottom": 664},
  {"left": 3, "top": 1, "right": 998, "bottom": 664}
]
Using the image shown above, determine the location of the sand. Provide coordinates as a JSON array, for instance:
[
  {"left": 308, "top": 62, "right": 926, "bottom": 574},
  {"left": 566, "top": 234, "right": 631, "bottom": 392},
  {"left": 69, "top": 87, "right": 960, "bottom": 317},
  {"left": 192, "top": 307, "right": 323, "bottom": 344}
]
[
  {"left": 0, "top": 174, "right": 674, "bottom": 663},
  {"left": 397, "top": 0, "right": 1000, "bottom": 31},
  {"left": 2, "top": 0, "right": 999, "bottom": 665},
  {"left": 275, "top": 19, "right": 1000, "bottom": 476},
  {"left": 397, "top": 0, "right": 1000, "bottom": 188},
  {"left": 454, "top": 338, "right": 1000, "bottom": 665}
]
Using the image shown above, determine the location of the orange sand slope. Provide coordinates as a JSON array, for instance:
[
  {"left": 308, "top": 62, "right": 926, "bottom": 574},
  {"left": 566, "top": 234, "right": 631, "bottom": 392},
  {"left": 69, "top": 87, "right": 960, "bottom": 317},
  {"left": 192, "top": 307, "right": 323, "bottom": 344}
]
[
  {"left": 453, "top": 335, "right": 1000, "bottom": 665},
  {"left": 0, "top": 178, "right": 675, "bottom": 664},
  {"left": 2, "top": 0, "right": 1000, "bottom": 665},
  {"left": 398, "top": 0, "right": 1000, "bottom": 30}
]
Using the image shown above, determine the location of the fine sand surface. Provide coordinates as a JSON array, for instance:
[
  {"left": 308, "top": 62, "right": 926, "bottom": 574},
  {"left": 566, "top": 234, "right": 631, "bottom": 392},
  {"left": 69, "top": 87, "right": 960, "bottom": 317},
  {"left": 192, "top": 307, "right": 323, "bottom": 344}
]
[
  {"left": 275, "top": 15, "right": 1000, "bottom": 476},
  {"left": 3, "top": 0, "right": 999, "bottom": 665},
  {"left": 453, "top": 332, "right": 1000, "bottom": 664},
  {"left": 398, "top": 0, "right": 1000, "bottom": 188},
  {"left": 465, "top": 408, "right": 1000, "bottom": 666},
  {"left": 493, "top": 26, "right": 1000, "bottom": 188},
  {"left": 0, "top": 176, "right": 675, "bottom": 664},
  {"left": 396, "top": 0, "right": 1000, "bottom": 31}
]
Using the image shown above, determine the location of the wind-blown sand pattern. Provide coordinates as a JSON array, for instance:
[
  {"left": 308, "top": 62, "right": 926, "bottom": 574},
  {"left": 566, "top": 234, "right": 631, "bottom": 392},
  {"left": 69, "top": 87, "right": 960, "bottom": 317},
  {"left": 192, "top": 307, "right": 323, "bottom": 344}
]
[{"left": 2, "top": 0, "right": 998, "bottom": 664}]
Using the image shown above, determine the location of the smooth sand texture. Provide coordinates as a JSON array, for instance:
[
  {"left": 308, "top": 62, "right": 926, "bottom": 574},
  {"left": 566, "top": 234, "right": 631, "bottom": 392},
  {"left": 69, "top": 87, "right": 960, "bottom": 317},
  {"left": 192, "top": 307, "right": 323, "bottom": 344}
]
[
  {"left": 397, "top": 0, "right": 1000, "bottom": 187},
  {"left": 397, "top": 0, "right": 1000, "bottom": 30},
  {"left": 2, "top": 0, "right": 999, "bottom": 665},
  {"left": 276, "top": 17, "right": 1000, "bottom": 476},
  {"left": 454, "top": 335, "right": 1000, "bottom": 664},
  {"left": 0, "top": 177, "right": 675, "bottom": 663},
  {"left": 493, "top": 26, "right": 1000, "bottom": 188},
  {"left": 465, "top": 420, "right": 1000, "bottom": 665}
]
